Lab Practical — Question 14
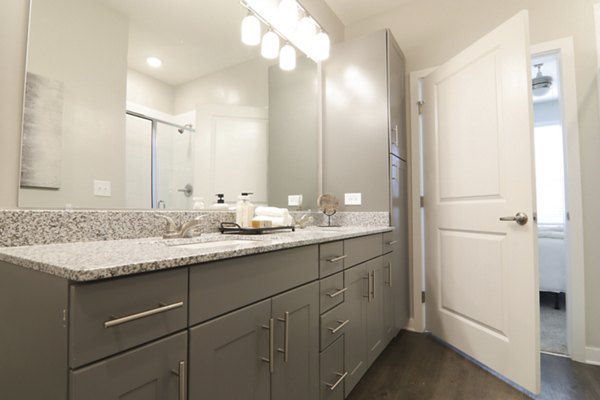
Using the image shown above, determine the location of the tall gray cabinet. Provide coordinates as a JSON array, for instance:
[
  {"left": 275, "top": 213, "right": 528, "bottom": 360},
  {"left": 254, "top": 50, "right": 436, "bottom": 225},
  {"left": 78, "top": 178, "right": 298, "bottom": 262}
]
[{"left": 323, "top": 29, "right": 409, "bottom": 336}]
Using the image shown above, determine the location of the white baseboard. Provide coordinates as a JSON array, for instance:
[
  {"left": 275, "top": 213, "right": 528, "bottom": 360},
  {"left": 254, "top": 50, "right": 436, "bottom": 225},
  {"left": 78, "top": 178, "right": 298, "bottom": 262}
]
[{"left": 585, "top": 346, "right": 600, "bottom": 365}]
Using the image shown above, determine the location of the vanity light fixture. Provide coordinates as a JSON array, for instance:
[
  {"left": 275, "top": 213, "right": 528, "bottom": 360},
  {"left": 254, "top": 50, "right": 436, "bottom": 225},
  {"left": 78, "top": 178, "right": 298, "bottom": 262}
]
[
  {"left": 279, "top": 43, "right": 296, "bottom": 71},
  {"left": 261, "top": 30, "right": 280, "bottom": 59},
  {"left": 241, "top": 12, "right": 261, "bottom": 45},
  {"left": 146, "top": 56, "right": 163, "bottom": 68},
  {"left": 240, "top": 0, "right": 330, "bottom": 70}
]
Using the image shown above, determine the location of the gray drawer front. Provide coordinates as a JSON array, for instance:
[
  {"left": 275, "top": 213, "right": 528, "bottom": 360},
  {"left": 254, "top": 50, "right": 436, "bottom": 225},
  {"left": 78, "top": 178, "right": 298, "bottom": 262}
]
[
  {"left": 70, "top": 331, "right": 187, "bottom": 400},
  {"left": 320, "top": 336, "right": 345, "bottom": 400},
  {"left": 190, "top": 245, "right": 318, "bottom": 325},
  {"left": 345, "top": 234, "right": 383, "bottom": 268},
  {"left": 382, "top": 231, "right": 395, "bottom": 254},
  {"left": 320, "top": 272, "right": 345, "bottom": 314},
  {"left": 320, "top": 303, "right": 348, "bottom": 351},
  {"left": 319, "top": 241, "right": 345, "bottom": 278},
  {"left": 69, "top": 268, "right": 188, "bottom": 368}
]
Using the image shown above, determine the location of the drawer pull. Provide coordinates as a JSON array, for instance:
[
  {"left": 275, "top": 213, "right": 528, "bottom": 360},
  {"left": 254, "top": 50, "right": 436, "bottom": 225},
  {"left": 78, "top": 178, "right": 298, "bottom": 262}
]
[
  {"left": 325, "top": 371, "right": 348, "bottom": 391},
  {"left": 104, "top": 301, "right": 184, "bottom": 328},
  {"left": 327, "top": 287, "right": 348, "bottom": 298},
  {"left": 328, "top": 319, "right": 350, "bottom": 334},
  {"left": 170, "top": 360, "right": 186, "bottom": 400},
  {"left": 261, "top": 318, "right": 275, "bottom": 373},
  {"left": 386, "top": 240, "right": 398, "bottom": 245},
  {"left": 277, "top": 311, "right": 290, "bottom": 363},
  {"left": 326, "top": 255, "right": 347, "bottom": 263}
]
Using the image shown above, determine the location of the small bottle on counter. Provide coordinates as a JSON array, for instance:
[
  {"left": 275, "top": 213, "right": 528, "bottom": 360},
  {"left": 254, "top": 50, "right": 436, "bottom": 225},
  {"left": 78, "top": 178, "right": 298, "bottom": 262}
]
[
  {"left": 209, "top": 194, "right": 229, "bottom": 210},
  {"left": 236, "top": 192, "right": 255, "bottom": 228}
]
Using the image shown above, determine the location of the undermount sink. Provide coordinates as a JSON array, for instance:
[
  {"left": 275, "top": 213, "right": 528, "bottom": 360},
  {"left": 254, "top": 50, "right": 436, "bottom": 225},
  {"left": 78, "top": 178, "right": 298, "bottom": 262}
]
[{"left": 170, "top": 238, "right": 264, "bottom": 251}]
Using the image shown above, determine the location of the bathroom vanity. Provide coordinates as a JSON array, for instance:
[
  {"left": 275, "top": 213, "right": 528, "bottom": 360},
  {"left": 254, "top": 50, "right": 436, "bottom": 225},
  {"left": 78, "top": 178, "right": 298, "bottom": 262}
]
[{"left": 0, "top": 227, "right": 405, "bottom": 400}]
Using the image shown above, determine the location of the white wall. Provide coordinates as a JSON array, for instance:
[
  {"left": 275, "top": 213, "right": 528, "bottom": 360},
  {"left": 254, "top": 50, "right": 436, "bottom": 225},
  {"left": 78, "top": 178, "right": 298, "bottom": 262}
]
[
  {"left": 346, "top": 0, "right": 600, "bottom": 350},
  {"left": 127, "top": 69, "right": 175, "bottom": 115},
  {"left": 173, "top": 57, "right": 271, "bottom": 113},
  {"left": 18, "top": 0, "right": 129, "bottom": 209}
]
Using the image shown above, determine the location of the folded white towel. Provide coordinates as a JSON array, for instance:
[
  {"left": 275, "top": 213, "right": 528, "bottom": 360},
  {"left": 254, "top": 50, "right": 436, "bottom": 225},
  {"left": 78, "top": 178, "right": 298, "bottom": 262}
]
[
  {"left": 255, "top": 206, "right": 289, "bottom": 218},
  {"left": 253, "top": 215, "right": 294, "bottom": 227}
]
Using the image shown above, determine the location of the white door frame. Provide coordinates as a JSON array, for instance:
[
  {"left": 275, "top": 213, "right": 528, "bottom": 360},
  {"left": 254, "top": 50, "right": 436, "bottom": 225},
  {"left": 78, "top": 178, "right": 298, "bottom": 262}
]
[{"left": 408, "top": 37, "right": 587, "bottom": 363}]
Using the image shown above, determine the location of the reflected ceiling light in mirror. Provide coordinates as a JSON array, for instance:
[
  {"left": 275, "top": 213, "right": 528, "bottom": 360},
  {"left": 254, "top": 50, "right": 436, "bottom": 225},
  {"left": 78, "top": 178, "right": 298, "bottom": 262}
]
[
  {"left": 312, "top": 30, "right": 330, "bottom": 61},
  {"left": 280, "top": 43, "right": 297, "bottom": 71},
  {"left": 261, "top": 30, "right": 280, "bottom": 59},
  {"left": 241, "top": 13, "right": 261, "bottom": 45},
  {"left": 146, "top": 57, "right": 162, "bottom": 68}
]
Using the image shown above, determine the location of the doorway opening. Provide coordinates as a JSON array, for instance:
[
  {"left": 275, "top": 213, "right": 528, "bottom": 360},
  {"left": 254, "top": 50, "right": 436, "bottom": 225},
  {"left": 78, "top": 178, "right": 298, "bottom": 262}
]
[{"left": 531, "top": 52, "right": 568, "bottom": 356}]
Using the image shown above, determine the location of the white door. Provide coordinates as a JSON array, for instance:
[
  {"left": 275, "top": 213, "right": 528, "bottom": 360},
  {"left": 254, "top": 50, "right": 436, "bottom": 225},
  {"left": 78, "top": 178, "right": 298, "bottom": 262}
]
[{"left": 423, "top": 11, "right": 539, "bottom": 393}]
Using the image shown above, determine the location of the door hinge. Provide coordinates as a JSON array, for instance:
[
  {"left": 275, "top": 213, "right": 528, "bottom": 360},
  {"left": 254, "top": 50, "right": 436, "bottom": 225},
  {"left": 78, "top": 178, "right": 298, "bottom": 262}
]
[
  {"left": 417, "top": 101, "right": 425, "bottom": 115},
  {"left": 420, "top": 196, "right": 425, "bottom": 208},
  {"left": 421, "top": 291, "right": 426, "bottom": 303},
  {"left": 566, "top": 211, "right": 570, "bottom": 221}
]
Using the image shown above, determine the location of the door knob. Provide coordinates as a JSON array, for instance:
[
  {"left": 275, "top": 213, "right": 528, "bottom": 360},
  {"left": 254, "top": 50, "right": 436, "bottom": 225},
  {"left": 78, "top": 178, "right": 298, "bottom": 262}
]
[{"left": 499, "top": 212, "right": 528, "bottom": 225}]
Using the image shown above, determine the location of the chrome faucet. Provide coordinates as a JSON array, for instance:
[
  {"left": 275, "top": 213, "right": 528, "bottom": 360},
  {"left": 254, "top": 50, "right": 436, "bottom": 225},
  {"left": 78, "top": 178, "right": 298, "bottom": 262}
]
[{"left": 159, "top": 215, "right": 205, "bottom": 239}]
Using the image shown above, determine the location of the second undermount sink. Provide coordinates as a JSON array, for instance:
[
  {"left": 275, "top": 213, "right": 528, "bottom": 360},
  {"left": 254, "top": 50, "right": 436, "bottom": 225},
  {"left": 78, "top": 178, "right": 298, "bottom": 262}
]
[{"left": 169, "top": 238, "right": 265, "bottom": 251}]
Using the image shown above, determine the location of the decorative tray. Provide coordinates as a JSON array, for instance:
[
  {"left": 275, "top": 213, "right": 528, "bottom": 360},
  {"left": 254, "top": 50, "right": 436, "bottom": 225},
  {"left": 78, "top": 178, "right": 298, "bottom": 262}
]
[{"left": 219, "top": 222, "right": 295, "bottom": 235}]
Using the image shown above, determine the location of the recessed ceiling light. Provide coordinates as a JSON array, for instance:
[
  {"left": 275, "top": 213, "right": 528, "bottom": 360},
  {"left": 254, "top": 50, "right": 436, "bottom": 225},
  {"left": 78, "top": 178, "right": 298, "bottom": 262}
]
[{"left": 146, "top": 57, "right": 162, "bottom": 68}]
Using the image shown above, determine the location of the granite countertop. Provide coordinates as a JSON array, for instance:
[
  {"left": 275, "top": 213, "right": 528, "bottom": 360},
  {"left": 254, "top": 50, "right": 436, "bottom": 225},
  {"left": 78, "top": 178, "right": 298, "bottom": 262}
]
[{"left": 0, "top": 226, "right": 393, "bottom": 282}]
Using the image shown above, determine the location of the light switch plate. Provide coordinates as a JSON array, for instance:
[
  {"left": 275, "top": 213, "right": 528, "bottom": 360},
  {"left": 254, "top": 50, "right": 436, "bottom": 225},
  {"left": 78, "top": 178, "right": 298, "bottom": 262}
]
[
  {"left": 94, "top": 180, "right": 111, "bottom": 197},
  {"left": 288, "top": 194, "right": 303, "bottom": 207},
  {"left": 345, "top": 193, "right": 362, "bottom": 205}
]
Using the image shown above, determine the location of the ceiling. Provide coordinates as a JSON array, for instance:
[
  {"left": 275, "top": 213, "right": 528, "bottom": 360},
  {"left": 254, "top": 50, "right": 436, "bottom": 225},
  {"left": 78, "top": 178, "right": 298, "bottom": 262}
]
[{"left": 323, "top": 0, "right": 416, "bottom": 25}]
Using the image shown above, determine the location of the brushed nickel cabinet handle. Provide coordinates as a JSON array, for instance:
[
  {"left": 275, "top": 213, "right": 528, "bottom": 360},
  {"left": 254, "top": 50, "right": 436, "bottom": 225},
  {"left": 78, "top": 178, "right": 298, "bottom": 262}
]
[
  {"left": 325, "top": 371, "right": 348, "bottom": 391},
  {"left": 371, "top": 271, "right": 376, "bottom": 300},
  {"left": 328, "top": 319, "right": 350, "bottom": 334},
  {"left": 261, "top": 318, "right": 275, "bottom": 374},
  {"left": 327, "top": 287, "right": 348, "bottom": 298},
  {"left": 277, "top": 311, "right": 289, "bottom": 363},
  {"left": 386, "top": 262, "right": 392, "bottom": 287},
  {"left": 178, "top": 361, "right": 186, "bottom": 400},
  {"left": 363, "top": 274, "right": 371, "bottom": 301},
  {"left": 327, "top": 255, "right": 347, "bottom": 263},
  {"left": 386, "top": 240, "right": 398, "bottom": 245},
  {"left": 104, "top": 301, "right": 184, "bottom": 328}
]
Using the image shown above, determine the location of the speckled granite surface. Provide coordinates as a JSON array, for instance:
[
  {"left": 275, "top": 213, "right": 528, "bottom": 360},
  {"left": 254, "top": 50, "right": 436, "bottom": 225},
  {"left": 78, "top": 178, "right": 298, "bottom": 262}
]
[
  {"left": 0, "top": 226, "right": 392, "bottom": 281},
  {"left": 0, "top": 210, "right": 389, "bottom": 247}
]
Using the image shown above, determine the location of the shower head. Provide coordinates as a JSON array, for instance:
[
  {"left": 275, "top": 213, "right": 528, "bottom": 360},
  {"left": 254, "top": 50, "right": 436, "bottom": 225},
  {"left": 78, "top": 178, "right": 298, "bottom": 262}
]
[{"left": 178, "top": 123, "right": 193, "bottom": 134}]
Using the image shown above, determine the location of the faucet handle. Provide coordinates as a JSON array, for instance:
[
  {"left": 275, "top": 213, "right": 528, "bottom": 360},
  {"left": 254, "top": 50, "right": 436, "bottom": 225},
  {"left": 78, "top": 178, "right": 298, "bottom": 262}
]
[{"left": 158, "top": 215, "right": 177, "bottom": 233}]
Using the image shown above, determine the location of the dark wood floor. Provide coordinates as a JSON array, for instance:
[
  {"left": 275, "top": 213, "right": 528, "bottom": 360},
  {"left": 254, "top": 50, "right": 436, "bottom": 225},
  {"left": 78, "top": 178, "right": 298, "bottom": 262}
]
[{"left": 346, "top": 331, "right": 600, "bottom": 400}]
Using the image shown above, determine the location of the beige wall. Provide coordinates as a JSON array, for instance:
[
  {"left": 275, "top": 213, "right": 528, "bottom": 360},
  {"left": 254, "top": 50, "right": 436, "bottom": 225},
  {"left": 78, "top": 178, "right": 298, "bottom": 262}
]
[
  {"left": 127, "top": 69, "right": 175, "bottom": 115},
  {"left": 0, "top": 0, "right": 28, "bottom": 209},
  {"left": 346, "top": 0, "right": 600, "bottom": 349},
  {"left": 17, "top": 0, "right": 129, "bottom": 209}
]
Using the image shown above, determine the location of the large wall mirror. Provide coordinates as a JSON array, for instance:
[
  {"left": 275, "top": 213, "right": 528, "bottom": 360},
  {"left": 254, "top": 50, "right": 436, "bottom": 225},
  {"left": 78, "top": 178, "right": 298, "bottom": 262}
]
[{"left": 19, "top": 0, "right": 320, "bottom": 210}]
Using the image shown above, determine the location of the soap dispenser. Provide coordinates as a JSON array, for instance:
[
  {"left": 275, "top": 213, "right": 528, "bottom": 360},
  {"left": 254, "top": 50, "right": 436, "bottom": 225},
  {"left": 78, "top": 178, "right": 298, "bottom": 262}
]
[
  {"left": 209, "top": 194, "right": 229, "bottom": 210},
  {"left": 236, "top": 192, "right": 255, "bottom": 227}
]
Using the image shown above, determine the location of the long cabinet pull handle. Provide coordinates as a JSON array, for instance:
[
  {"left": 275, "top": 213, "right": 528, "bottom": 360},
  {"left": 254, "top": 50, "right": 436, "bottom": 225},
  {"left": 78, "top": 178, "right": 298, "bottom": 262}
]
[
  {"left": 327, "top": 287, "right": 348, "bottom": 298},
  {"left": 387, "top": 262, "right": 392, "bottom": 288},
  {"left": 386, "top": 240, "right": 398, "bottom": 245},
  {"left": 104, "top": 301, "right": 184, "bottom": 328},
  {"left": 277, "top": 311, "right": 290, "bottom": 363},
  {"left": 327, "top": 255, "right": 347, "bottom": 263},
  {"left": 261, "top": 318, "right": 275, "bottom": 373},
  {"left": 371, "top": 271, "right": 376, "bottom": 300},
  {"left": 365, "top": 274, "right": 372, "bottom": 302},
  {"left": 325, "top": 372, "right": 348, "bottom": 391},
  {"left": 178, "top": 361, "right": 186, "bottom": 400},
  {"left": 328, "top": 319, "right": 350, "bottom": 334}
]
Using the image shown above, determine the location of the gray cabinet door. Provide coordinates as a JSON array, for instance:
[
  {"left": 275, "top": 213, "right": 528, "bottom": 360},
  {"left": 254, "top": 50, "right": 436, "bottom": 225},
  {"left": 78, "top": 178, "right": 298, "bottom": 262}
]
[
  {"left": 271, "top": 281, "right": 320, "bottom": 400},
  {"left": 367, "top": 258, "right": 385, "bottom": 366},
  {"left": 387, "top": 30, "right": 406, "bottom": 160},
  {"left": 343, "top": 262, "right": 368, "bottom": 397},
  {"left": 391, "top": 157, "right": 410, "bottom": 331},
  {"left": 189, "top": 299, "right": 271, "bottom": 400},
  {"left": 382, "top": 253, "right": 396, "bottom": 344},
  {"left": 70, "top": 331, "right": 187, "bottom": 400}
]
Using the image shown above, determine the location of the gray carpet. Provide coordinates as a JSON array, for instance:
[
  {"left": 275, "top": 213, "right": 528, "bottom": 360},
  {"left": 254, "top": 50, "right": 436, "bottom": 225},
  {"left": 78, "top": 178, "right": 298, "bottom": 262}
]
[{"left": 540, "top": 292, "right": 567, "bottom": 355}]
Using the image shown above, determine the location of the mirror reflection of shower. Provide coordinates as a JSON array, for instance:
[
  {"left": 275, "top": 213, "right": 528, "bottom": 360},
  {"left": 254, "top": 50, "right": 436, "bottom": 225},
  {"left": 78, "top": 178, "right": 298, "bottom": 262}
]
[{"left": 125, "top": 110, "right": 196, "bottom": 209}]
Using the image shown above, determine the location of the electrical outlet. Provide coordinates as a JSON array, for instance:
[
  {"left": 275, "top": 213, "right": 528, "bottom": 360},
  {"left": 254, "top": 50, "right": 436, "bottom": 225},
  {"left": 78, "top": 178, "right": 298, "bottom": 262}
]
[
  {"left": 344, "top": 192, "right": 362, "bottom": 205},
  {"left": 288, "top": 194, "right": 303, "bottom": 207},
  {"left": 94, "top": 180, "right": 111, "bottom": 197}
]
